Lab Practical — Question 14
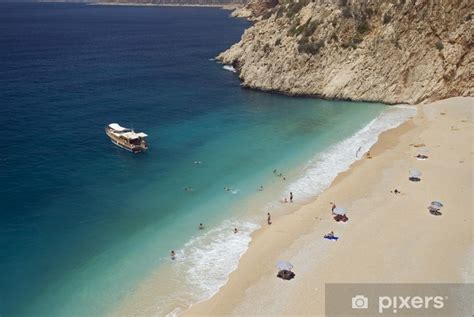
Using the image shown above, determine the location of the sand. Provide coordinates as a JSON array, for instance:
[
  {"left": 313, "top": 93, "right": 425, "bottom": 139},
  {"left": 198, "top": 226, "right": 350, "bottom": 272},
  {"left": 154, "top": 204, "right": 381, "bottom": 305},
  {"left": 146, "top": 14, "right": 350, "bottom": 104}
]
[{"left": 183, "top": 97, "right": 473, "bottom": 316}]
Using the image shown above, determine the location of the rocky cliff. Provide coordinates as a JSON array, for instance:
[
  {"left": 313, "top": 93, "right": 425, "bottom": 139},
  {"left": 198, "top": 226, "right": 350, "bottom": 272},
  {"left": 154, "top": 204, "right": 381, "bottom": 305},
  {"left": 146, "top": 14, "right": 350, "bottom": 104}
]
[
  {"left": 94, "top": 0, "right": 246, "bottom": 6},
  {"left": 220, "top": 0, "right": 473, "bottom": 104}
]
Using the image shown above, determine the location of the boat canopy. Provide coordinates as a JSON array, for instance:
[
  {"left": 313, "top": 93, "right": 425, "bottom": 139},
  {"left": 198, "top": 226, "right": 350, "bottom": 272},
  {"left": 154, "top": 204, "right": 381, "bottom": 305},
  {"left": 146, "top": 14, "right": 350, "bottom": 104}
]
[
  {"left": 122, "top": 131, "right": 147, "bottom": 140},
  {"left": 108, "top": 123, "right": 130, "bottom": 132}
]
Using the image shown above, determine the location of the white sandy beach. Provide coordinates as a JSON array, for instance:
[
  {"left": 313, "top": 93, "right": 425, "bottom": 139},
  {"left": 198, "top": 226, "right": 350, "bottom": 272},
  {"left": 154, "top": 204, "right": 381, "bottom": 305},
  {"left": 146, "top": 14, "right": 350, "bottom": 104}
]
[{"left": 182, "top": 97, "right": 473, "bottom": 316}]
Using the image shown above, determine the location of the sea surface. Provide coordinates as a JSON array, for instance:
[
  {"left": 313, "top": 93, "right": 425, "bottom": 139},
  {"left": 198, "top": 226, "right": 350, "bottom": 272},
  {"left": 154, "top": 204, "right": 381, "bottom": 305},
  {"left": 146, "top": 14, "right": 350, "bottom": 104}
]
[{"left": 0, "top": 3, "right": 415, "bottom": 316}]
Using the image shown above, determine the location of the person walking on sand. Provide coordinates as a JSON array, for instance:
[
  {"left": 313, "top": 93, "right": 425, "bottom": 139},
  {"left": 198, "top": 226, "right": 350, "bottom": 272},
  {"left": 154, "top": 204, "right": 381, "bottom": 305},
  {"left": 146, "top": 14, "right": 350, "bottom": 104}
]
[
  {"left": 267, "top": 212, "right": 272, "bottom": 225},
  {"left": 290, "top": 192, "right": 293, "bottom": 203},
  {"left": 330, "top": 202, "right": 336, "bottom": 214},
  {"left": 170, "top": 250, "right": 176, "bottom": 260}
]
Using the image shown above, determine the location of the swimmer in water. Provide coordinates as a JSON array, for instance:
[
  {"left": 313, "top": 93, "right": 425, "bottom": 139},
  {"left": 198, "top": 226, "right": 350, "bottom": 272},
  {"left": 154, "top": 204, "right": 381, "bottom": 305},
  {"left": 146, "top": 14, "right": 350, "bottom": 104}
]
[
  {"left": 170, "top": 250, "right": 176, "bottom": 260},
  {"left": 233, "top": 228, "right": 238, "bottom": 234},
  {"left": 258, "top": 185, "right": 264, "bottom": 191},
  {"left": 199, "top": 223, "right": 205, "bottom": 229}
]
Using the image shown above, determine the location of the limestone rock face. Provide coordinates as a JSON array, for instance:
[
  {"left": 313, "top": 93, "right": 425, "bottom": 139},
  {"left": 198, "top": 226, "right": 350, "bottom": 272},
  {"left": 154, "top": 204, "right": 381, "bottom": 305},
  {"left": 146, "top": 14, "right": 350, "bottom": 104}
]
[
  {"left": 220, "top": 0, "right": 473, "bottom": 104},
  {"left": 232, "top": 0, "right": 279, "bottom": 20}
]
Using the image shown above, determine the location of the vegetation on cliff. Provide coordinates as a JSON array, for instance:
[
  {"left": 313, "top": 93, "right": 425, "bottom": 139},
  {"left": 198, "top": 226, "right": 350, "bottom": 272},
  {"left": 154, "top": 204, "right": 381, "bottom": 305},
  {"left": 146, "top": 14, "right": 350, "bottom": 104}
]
[
  {"left": 222, "top": 0, "right": 473, "bottom": 104},
  {"left": 93, "top": 0, "right": 246, "bottom": 6}
]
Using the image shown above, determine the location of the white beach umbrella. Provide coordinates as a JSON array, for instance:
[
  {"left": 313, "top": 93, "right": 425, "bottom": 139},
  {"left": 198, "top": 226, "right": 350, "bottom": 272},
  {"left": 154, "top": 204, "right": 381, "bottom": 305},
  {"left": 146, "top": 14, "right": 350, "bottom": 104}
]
[
  {"left": 409, "top": 169, "right": 422, "bottom": 178},
  {"left": 276, "top": 260, "right": 293, "bottom": 271},
  {"left": 333, "top": 207, "right": 347, "bottom": 215}
]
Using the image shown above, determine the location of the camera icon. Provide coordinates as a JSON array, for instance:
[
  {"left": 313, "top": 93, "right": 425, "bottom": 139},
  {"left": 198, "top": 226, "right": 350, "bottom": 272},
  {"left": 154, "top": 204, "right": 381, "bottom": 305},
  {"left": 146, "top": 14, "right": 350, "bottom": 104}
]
[{"left": 352, "top": 295, "right": 369, "bottom": 309}]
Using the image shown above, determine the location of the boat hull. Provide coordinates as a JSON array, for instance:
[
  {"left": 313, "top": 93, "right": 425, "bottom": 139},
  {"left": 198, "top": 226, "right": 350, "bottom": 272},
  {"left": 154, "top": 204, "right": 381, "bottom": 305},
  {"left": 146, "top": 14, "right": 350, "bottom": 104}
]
[{"left": 105, "top": 127, "right": 148, "bottom": 153}]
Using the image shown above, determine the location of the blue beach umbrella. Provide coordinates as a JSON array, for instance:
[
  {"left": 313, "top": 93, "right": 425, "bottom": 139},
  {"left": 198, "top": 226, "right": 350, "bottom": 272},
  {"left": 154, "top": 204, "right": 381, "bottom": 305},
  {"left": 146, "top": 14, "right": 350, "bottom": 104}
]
[
  {"left": 276, "top": 260, "right": 294, "bottom": 271},
  {"left": 409, "top": 169, "right": 422, "bottom": 178},
  {"left": 430, "top": 201, "right": 444, "bottom": 208},
  {"left": 333, "top": 207, "right": 347, "bottom": 215}
]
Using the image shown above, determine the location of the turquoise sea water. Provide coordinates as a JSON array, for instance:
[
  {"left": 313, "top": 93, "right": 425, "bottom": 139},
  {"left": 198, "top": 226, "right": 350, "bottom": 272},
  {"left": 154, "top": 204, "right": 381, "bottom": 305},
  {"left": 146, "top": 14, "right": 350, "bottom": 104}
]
[{"left": 0, "top": 3, "right": 414, "bottom": 316}]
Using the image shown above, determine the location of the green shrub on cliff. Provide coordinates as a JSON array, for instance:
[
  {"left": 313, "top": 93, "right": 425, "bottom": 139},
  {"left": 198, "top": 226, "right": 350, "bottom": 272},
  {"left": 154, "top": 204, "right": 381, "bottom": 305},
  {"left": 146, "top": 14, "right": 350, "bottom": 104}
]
[
  {"left": 286, "top": 0, "right": 310, "bottom": 18},
  {"left": 298, "top": 40, "right": 325, "bottom": 55},
  {"left": 356, "top": 20, "right": 370, "bottom": 34},
  {"left": 302, "top": 20, "right": 319, "bottom": 37},
  {"left": 287, "top": 18, "right": 301, "bottom": 36}
]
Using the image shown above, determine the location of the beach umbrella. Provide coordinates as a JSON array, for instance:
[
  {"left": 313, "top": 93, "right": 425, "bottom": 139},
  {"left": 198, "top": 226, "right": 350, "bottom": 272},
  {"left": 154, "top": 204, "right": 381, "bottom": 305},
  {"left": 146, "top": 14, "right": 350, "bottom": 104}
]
[
  {"left": 276, "top": 260, "right": 293, "bottom": 271},
  {"left": 409, "top": 169, "right": 422, "bottom": 178},
  {"left": 430, "top": 201, "right": 444, "bottom": 208},
  {"left": 333, "top": 207, "right": 347, "bottom": 215}
]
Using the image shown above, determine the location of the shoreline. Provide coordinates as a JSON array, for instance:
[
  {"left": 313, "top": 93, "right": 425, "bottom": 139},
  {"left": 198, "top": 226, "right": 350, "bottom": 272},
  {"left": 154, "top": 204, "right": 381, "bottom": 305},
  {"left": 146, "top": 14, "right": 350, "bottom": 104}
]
[
  {"left": 183, "top": 96, "right": 473, "bottom": 316},
  {"left": 87, "top": 2, "right": 241, "bottom": 10},
  {"left": 112, "top": 104, "right": 416, "bottom": 316}
]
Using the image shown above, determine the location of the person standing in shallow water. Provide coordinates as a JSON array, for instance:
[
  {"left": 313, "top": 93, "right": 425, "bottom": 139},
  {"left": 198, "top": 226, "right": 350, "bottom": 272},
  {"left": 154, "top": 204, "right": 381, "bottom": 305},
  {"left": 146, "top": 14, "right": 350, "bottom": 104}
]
[
  {"left": 267, "top": 212, "right": 272, "bottom": 225},
  {"left": 290, "top": 192, "right": 293, "bottom": 203},
  {"left": 170, "top": 250, "right": 176, "bottom": 260}
]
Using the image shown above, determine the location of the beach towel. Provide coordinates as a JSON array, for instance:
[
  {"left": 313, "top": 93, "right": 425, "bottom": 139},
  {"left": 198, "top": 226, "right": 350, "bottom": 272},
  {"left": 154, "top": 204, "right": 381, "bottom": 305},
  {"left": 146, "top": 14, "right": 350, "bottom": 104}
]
[{"left": 324, "top": 235, "right": 339, "bottom": 241}]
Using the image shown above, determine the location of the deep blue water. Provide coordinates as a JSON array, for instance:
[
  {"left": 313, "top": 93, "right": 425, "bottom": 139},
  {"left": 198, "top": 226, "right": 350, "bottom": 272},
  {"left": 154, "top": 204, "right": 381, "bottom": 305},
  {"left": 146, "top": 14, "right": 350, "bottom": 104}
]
[{"left": 0, "top": 3, "right": 388, "bottom": 316}]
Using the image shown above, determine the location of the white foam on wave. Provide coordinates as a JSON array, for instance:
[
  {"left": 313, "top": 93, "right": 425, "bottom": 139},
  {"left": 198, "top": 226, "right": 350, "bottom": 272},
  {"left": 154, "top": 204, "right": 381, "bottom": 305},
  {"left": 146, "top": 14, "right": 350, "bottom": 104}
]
[
  {"left": 222, "top": 65, "right": 237, "bottom": 73},
  {"left": 165, "top": 219, "right": 260, "bottom": 316},
  {"left": 162, "top": 105, "right": 415, "bottom": 316},
  {"left": 286, "top": 105, "right": 416, "bottom": 201}
]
